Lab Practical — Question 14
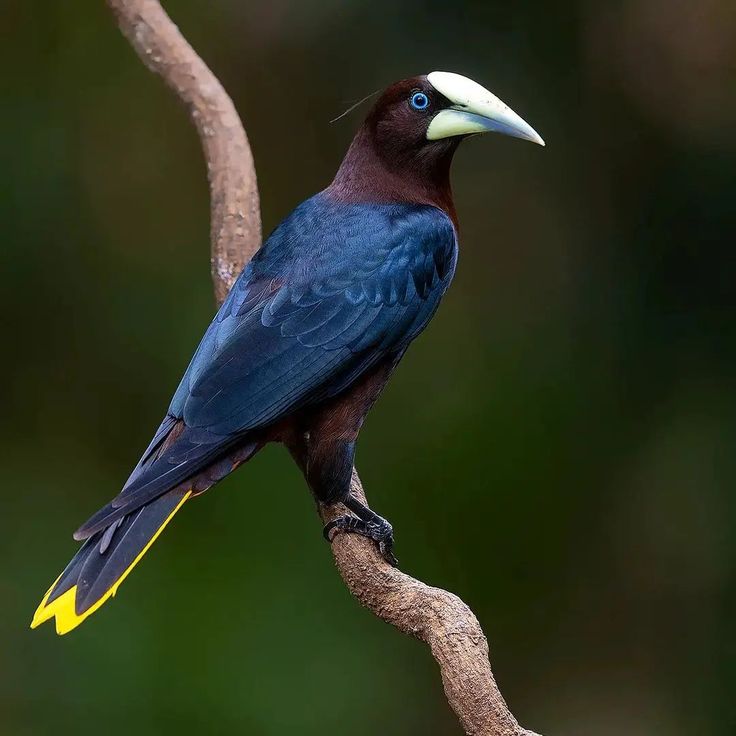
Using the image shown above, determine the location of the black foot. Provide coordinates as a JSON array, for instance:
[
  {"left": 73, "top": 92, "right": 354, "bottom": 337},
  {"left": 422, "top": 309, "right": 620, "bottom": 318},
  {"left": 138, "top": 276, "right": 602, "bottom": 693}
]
[{"left": 323, "top": 513, "right": 398, "bottom": 566}]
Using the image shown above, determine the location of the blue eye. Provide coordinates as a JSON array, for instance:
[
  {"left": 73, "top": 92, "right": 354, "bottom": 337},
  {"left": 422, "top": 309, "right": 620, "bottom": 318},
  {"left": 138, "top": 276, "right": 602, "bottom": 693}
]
[{"left": 410, "top": 92, "right": 429, "bottom": 110}]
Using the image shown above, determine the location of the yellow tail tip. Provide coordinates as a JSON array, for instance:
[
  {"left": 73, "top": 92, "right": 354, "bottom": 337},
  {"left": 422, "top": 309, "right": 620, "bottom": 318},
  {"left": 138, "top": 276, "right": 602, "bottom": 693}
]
[
  {"left": 31, "top": 572, "right": 109, "bottom": 635},
  {"left": 31, "top": 583, "right": 91, "bottom": 635},
  {"left": 31, "top": 490, "right": 191, "bottom": 635}
]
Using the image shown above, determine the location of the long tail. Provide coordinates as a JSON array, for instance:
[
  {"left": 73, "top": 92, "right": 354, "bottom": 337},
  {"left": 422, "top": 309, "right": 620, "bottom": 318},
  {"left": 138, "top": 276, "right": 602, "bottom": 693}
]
[{"left": 31, "top": 488, "right": 190, "bottom": 635}]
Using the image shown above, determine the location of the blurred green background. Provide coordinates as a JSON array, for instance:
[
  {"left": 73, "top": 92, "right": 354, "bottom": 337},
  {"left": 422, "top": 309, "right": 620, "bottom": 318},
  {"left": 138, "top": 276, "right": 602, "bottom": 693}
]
[{"left": 2, "top": 1, "right": 735, "bottom": 734}]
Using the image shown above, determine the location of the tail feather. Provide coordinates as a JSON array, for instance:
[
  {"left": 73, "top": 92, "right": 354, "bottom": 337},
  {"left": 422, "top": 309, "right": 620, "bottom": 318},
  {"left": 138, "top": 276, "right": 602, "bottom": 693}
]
[{"left": 31, "top": 489, "right": 190, "bottom": 635}]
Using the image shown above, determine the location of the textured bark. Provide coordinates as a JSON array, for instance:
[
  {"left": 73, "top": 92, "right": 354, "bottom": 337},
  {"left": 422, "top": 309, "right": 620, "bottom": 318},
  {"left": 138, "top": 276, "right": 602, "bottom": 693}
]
[
  {"left": 106, "top": 2, "right": 541, "bottom": 734},
  {"left": 107, "top": 0, "right": 260, "bottom": 303}
]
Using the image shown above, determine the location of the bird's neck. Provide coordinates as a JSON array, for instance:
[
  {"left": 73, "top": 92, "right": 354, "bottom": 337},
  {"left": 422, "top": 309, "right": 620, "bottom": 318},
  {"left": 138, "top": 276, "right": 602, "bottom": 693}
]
[{"left": 327, "top": 125, "right": 459, "bottom": 227}]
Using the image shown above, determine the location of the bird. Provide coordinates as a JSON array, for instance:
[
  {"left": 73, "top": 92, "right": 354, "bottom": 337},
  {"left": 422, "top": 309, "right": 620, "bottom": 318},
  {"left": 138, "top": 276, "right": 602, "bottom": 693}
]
[{"left": 31, "top": 71, "right": 544, "bottom": 635}]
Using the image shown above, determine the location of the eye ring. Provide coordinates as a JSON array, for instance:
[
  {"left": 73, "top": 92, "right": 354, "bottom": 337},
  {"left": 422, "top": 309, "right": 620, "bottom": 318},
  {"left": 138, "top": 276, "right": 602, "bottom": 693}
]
[{"left": 409, "top": 91, "right": 429, "bottom": 111}]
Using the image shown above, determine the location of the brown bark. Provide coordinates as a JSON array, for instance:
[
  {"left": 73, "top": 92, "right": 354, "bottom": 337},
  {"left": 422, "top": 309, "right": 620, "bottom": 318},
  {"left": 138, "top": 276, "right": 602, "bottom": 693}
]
[
  {"left": 106, "top": 2, "right": 541, "bottom": 734},
  {"left": 107, "top": 0, "right": 260, "bottom": 304}
]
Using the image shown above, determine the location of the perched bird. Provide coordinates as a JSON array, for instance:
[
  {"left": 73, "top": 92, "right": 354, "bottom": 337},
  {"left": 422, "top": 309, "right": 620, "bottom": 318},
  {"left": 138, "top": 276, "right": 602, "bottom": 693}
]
[{"left": 32, "top": 71, "right": 543, "bottom": 635}]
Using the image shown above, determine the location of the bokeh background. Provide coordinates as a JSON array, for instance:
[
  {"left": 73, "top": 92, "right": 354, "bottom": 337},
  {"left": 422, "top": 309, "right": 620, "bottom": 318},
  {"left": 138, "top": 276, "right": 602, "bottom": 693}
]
[{"left": 2, "top": 1, "right": 735, "bottom": 734}]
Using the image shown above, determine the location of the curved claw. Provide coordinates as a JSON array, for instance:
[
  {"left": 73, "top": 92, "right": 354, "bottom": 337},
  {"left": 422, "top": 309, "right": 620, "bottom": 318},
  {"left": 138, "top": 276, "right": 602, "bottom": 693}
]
[
  {"left": 322, "top": 514, "right": 398, "bottom": 566},
  {"left": 378, "top": 540, "right": 399, "bottom": 567},
  {"left": 323, "top": 521, "right": 335, "bottom": 542},
  {"left": 323, "top": 515, "right": 363, "bottom": 541}
]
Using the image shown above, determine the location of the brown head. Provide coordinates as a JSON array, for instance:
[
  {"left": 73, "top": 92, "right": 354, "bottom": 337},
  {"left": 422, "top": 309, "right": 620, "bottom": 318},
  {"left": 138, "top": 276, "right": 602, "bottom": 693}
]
[{"left": 329, "top": 71, "right": 544, "bottom": 224}]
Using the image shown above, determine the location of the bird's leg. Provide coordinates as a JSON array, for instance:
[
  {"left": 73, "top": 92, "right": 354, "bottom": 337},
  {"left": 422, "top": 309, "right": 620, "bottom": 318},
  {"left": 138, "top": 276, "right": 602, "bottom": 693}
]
[
  {"left": 289, "top": 426, "right": 398, "bottom": 566},
  {"left": 289, "top": 360, "right": 404, "bottom": 565},
  {"left": 323, "top": 494, "right": 397, "bottom": 566}
]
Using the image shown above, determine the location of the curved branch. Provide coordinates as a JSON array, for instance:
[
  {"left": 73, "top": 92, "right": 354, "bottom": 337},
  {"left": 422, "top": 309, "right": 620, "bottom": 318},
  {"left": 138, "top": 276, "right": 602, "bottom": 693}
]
[
  {"left": 107, "top": 0, "right": 261, "bottom": 302},
  {"left": 316, "top": 470, "right": 540, "bottom": 736},
  {"left": 106, "top": 2, "right": 540, "bottom": 734}
]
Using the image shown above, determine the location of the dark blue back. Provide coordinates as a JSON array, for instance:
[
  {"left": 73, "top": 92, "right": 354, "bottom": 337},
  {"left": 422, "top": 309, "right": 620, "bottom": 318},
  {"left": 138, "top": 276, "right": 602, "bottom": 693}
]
[
  {"left": 110, "top": 194, "right": 458, "bottom": 510},
  {"left": 170, "top": 194, "right": 458, "bottom": 434}
]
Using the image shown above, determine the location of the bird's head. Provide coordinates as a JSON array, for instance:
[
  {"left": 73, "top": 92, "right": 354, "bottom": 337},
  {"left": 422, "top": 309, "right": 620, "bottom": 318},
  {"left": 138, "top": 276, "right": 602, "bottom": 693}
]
[
  {"left": 331, "top": 71, "right": 543, "bottom": 215},
  {"left": 365, "top": 71, "right": 544, "bottom": 157}
]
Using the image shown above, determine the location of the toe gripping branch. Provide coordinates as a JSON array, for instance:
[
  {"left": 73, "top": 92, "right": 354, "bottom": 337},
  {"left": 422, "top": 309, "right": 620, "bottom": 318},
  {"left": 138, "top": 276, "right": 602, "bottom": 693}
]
[{"left": 323, "top": 496, "right": 398, "bottom": 566}]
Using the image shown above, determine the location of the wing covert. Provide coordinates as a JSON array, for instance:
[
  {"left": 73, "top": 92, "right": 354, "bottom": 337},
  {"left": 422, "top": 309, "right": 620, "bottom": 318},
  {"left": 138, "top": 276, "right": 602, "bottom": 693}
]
[
  {"left": 101, "top": 196, "right": 457, "bottom": 518},
  {"left": 172, "top": 198, "right": 457, "bottom": 436}
]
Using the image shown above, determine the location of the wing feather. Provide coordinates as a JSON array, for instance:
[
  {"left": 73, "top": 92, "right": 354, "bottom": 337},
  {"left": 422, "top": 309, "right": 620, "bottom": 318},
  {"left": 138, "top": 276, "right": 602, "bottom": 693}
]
[{"left": 78, "top": 197, "right": 457, "bottom": 529}]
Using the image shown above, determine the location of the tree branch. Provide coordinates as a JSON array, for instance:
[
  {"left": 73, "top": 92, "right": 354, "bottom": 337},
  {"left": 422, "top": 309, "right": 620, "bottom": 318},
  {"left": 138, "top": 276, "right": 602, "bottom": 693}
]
[
  {"left": 106, "top": 2, "right": 540, "bottom": 734},
  {"left": 107, "top": 0, "right": 261, "bottom": 303}
]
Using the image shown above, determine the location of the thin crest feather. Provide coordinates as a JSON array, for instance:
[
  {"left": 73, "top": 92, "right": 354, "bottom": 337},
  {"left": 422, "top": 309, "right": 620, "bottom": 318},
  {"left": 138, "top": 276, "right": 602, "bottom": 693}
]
[{"left": 329, "top": 89, "right": 380, "bottom": 124}]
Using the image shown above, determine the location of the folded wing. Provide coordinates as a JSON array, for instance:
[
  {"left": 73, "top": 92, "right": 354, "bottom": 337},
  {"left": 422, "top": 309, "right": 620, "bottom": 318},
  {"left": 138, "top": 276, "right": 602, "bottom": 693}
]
[{"left": 75, "top": 198, "right": 456, "bottom": 538}]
